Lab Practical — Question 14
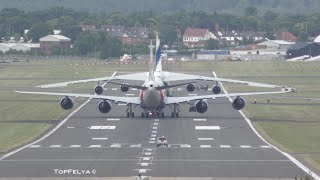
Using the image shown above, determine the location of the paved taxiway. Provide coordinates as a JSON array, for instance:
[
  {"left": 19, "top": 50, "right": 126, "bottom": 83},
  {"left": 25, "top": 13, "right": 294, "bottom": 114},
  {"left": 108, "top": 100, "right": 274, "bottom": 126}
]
[{"left": 0, "top": 71, "right": 309, "bottom": 178}]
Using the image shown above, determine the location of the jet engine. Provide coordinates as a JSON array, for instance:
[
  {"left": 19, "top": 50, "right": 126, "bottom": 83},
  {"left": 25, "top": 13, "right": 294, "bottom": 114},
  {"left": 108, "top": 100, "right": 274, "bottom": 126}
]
[
  {"left": 232, "top": 96, "right": 245, "bottom": 110},
  {"left": 60, "top": 96, "right": 74, "bottom": 110},
  {"left": 212, "top": 85, "right": 221, "bottom": 94},
  {"left": 120, "top": 85, "right": 129, "bottom": 92},
  {"left": 98, "top": 100, "right": 112, "bottom": 113},
  {"left": 186, "top": 83, "right": 196, "bottom": 92},
  {"left": 195, "top": 100, "right": 208, "bottom": 113},
  {"left": 94, "top": 85, "right": 103, "bottom": 95}
]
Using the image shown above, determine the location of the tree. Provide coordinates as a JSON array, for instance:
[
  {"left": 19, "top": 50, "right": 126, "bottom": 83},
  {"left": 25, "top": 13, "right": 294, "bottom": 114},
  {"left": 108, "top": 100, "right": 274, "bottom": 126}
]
[
  {"left": 99, "top": 37, "right": 123, "bottom": 59},
  {"left": 244, "top": 6, "right": 258, "bottom": 17},
  {"left": 28, "top": 22, "right": 52, "bottom": 42},
  {"left": 263, "top": 10, "right": 278, "bottom": 21},
  {"left": 205, "top": 39, "right": 219, "bottom": 50},
  {"left": 60, "top": 25, "right": 82, "bottom": 42},
  {"left": 156, "top": 23, "right": 178, "bottom": 46}
]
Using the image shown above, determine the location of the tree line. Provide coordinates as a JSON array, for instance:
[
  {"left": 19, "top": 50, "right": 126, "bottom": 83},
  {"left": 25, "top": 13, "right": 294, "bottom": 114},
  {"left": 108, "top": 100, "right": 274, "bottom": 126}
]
[{"left": 0, "top": 7, "right": 320, "bottom": 58}]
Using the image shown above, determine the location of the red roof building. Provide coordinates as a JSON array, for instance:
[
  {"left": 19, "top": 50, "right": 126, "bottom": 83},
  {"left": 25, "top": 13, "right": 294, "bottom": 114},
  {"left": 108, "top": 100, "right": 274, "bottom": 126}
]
[
  {"left": 183, "top": 27, "right": 215, "bottom": 48},
  {"left": 275, "top": 32, "right": 298, "bottom": 42}
]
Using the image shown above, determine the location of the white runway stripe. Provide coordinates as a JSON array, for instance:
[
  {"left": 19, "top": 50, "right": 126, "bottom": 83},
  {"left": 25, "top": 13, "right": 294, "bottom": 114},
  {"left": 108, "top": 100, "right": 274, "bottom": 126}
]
[
  {"left": 180, "top": 144, "right": 191, "bottom": 148},
  {"left": 240, "top": 145, "right": 251, "bottom": 148},
  {"left": 260, "top": 145, "right": 272, "bottom": 148},
  {"left": 152, "top": 126, "right": 158, "bottom": 129},
  {"left": 188, "top": 94, "right": 197, "bottom": 96},
  {"left": 220, "top": 145, "right": 231, "bottom": 148},
  {"left": 150, "top": 138, "right": 155, "bottom": 141},
  {"left": 152, "top": 131, "right": 157, "bottom": 133},
  {"left": 193, "top": 118, "right": 207, "bottom": 121},
  {"left": 89, "top": 145, "right": 102, "bottom": 148},
  {"left": 89, "top": 126, "right": 116, "bottom": 129},
  {"left": 195, "top": 126, "right": 220, "bottom": 130},
  {"left": 106, "top": 118, "right": 120, "bottom": 121},
  {"left": 67, "top": 127, "right": 75, "bottom": 129},
  {"left": 200, "top": 145, "right": 211, "bottom": 148},
  {"left": 118, "top": 103, "right": 127, "bottom": 106},
  {"left": 151, "top": 134, "right": 156, "bottom": 137},
  {"left": 141, "top": 163, "right": 149, "bottom": 167},
  {"left": 110, "top": 144, "right": 121, "bottom": 148},
  {"left": 144, "top": 152, "right": 152, "bottom": 156},
  {"left": 149, "top": 141, "right": 155, "bottom": 144},
  {"left": 132, "top": 88, "right": 137, "bottom": 91},
  {"left": 92, "top": 138, "right": 108, "bottom": 140},
  {"left": 198, "top": 138, "right": 214, "bottom": 141},
  {"left": 50, "top": 145, "right": 62, "bottom": 148},
  {"left": 154, "top": 122, "right": 158, "bottom": 125},
  {"left": 125, "top": 94, "right": 135, "bottom": 96},
  {"left": 111, "top": 88, "right": 118, "bottom": 90},
  {"left": 29, "top": 145, "right": 41, "bottom": 148},
  {"left": 70, "top": 145, "right": 81, "bottom": 147},
  {"left": 130, "top": 144, "right": 142, "bottom": 147}
]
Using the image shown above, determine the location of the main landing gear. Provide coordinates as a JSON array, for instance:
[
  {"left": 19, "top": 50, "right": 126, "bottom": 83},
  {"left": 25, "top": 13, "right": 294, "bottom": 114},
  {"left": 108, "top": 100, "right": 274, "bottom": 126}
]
[
  {"left": 170, "top": 103, "right": 179, "bottom": 118},
  {"left": 126, "top": 103, "right": 137, "bottom": 118}
]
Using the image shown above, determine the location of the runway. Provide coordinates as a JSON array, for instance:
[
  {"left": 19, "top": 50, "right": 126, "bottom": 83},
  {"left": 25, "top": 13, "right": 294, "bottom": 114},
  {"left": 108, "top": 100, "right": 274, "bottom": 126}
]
[{"left": 0, "top": 71, "right": 308, "bottom": 178}]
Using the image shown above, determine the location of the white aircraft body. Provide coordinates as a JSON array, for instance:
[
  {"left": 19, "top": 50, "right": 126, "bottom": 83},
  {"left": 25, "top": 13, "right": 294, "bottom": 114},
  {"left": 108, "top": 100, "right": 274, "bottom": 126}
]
[{"left": 15, "top": 37, "right": 295, "bottom": 118}]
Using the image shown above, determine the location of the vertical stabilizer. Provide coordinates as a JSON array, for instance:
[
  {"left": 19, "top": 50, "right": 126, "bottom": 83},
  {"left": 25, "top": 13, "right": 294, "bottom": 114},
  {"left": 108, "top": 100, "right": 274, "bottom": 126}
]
[
  {"left": 155, "top": 32, "right": 162, "bottom": 72},
  {"left": 148, "top": 40, "right": 155, "bottom": 81}
]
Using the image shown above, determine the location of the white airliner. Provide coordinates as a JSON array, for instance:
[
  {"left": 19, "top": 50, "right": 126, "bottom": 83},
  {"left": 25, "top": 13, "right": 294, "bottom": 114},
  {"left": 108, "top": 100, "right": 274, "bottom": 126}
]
[{"left": 14, "top": 38, "right": 294, "bottom": 118}]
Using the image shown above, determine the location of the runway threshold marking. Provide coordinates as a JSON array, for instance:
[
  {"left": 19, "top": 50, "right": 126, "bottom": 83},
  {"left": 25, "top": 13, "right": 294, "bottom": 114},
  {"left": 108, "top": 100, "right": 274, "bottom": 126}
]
[
  {"left": 29, "top": 145, "right": 41, "bottom": 148},
  {"left": 260, "top": 145, "right": 272, "bottom": 148},
  {"left": 193, "top": 118, "right": 207, "bottom": 121},
  {"left": 92, "top": 138, "right": 108, "bottom": 140},
  {"left": 70, "top": 145, "right": 81, "bottom": 147},
  {"left": 89, "top": 126, "right": 116, "bottom": 129},
  {"left": 200, "top": 145, "right": 212, "bottom": 148},
  {"left": 195, "top": 126, "right": 220, "bottom": 130},
  {"left": 107, "top": 118, "right": 120, "bottom": 121},
  {"left": 50, "top": 145, "right": 62, "bottom": 148},
  {"left": 220, "top": 145, "right": 231, "bottom": 148},
  {"left": 198, "top": 138, "right": 214, "bottom": 141},
  {"left": 240, "top": 145, "right": 252, "bottom": 148}
]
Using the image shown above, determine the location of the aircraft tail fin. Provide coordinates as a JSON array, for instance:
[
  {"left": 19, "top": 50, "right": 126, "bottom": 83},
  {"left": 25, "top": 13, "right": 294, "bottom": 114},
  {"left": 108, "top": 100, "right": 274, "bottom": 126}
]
[
  {"left": 148, "top": 40, "right": 155, "bottom": 81},
  {"left": 155, "top": 33, "right": 162, "bottom": 72}
]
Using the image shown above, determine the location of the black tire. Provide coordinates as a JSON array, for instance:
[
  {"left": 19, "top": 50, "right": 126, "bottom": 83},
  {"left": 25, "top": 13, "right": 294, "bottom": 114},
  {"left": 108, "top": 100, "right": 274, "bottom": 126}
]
[
  {"left": 127, "top": 112, "right": 130, "bottom": 118},
  {"left": 156, "top": 112, "right": 160, "bottom": 118},
  {"left": 176, "top": 112, "right": 179, "bottom": 118},
  {"left": 146, "top": 113, "right": 149, "bottom": 118},
  {"left": 171, "top": 112, "right": 174, "bottom": 118},
  {"left": 141, "top": 112, "right": 145, "bottom": 118},
  {"left": 161, "top": 112, "right": 165, "bottom": 118},
  {"left": 131, "top": 112, "right": 134, "bottom": 118}
]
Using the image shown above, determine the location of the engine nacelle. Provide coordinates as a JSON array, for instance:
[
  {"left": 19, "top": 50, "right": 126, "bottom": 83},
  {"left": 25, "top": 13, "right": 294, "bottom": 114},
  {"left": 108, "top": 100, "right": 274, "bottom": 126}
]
[
  {"left": 98, "top": 100, "right": 112, "bottom": 113},
  {"left": 212, "top": 85, "right": 221, "bottom": 94},
  {"left": 120, "top": 85, "right": 129, "bottom": 92},
  {"left": 60, "top": 96, "right": 74, "bottom": 110},
  {"left": 94, "top": 85, "right": 103, "bottom": 95},
  {"left": 232, "top": 96, "right": 245, "bottom": 110},
  {"left": 195, "top": 100, "right": 208, "bottom": 113},
  {"left": 186, "top": 83, "right": 196, "bottom": 92}
]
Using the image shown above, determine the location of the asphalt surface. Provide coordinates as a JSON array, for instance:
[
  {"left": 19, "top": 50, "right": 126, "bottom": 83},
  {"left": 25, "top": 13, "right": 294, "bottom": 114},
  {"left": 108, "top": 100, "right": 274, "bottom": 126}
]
[{"left": 0, "top": 71, "right": 308, "bottom": 179}]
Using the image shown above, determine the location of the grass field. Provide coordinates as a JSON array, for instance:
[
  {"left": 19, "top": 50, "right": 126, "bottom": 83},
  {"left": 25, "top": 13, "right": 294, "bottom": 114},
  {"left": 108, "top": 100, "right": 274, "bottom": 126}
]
[{"left": 0, "top": 59, "right": 319, "bottom": 172}]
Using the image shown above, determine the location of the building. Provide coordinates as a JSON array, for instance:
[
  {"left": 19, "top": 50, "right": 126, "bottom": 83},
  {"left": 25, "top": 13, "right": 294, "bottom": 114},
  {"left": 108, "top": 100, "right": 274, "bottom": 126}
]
[
  {"left": 101, "top": 25, "right": 126, "bottom": 38},
  {"left": 121, "top": 27, "right": 150, "bottom": 45},
  {"left": 79, "top": 24, "right": 96, "bottom": 31},
  {"left": 0, "top": 43, "right": 40, "bottom": 53},
  {"left": 275, "top": 32, "right": 298, "bottom": 42},
  {"left": 183, "top": 27, "right": 216, "bottom": 48},
  {"left": 286, "top": 42, "right": 320, "bottom": 59},
  {"left": 217, "top": 31, "right": 265, "bottom": 45},
  {"left": 257, "top": 40, "right": 295, "bottom": 50},
  {"left": 39, "top": 35, "right": 71, "bottom": 54}
]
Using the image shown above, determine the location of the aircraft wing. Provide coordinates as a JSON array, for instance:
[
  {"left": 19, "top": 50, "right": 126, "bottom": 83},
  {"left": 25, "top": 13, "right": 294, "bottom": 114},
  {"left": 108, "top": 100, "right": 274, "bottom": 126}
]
[
  {"left": 162, "top": 72, "right": 279, "bottom": 88},
  {"left": 165, "top": 90, "right": 292, "bottom": 104},
  {"left": 14, "top": 91, "right": 140, "bottom": 105},
  {"left": 36, "top": 76, "right": 116, "bottom": 88}
]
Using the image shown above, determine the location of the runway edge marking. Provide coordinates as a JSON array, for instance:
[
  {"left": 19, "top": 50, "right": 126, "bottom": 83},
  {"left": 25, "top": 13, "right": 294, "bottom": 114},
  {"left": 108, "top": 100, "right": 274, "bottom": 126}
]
[
  {"left": 0, "top": 71, "right": 118, "bottom": 161},
  {"left": 212, "top": 71, "right": 320, "bottom": 180}
]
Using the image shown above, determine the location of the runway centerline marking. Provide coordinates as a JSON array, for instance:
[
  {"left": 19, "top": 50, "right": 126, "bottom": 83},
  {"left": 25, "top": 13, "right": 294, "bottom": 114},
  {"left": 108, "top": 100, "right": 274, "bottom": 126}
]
[
  {"left": 261, "top": 145, "right": 272, "bottom": 148},
  {"left": 110, "top": 144, "right": 121, "bottom": 148},
  {"left": 111, "top": 88, "right": 118, "bottom": 90},
  {"left": 195, "top": 126, "right": 220, "bottom": 130},
  {"left": 240, "top": 145, "right": 252, "bottom": 148},
  {"left": 67, "top": 127, "right": 75, "bottom": 129},
  {"left": 152, "top": 131, "right": 157, "bottom": 133},
  {"left": 89, "top": 126, "right": 116, "bottom": 129}
]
